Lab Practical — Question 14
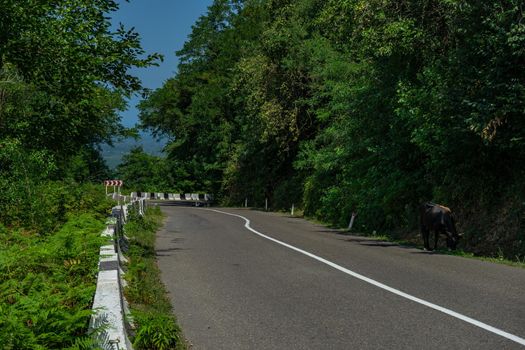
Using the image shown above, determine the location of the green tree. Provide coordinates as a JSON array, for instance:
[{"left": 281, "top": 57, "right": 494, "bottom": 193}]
[
  {"left": 140, "top": 0, "right": 262, "bottom": 195},
  {"left": 116, "top": 146, "right": 174, "bottom": 192},
  {"left": 0, "top": 0, "right": 160, "bottom": 228},
  {"left": 0, "top": 0, "right": 161, "bottom": 172}
]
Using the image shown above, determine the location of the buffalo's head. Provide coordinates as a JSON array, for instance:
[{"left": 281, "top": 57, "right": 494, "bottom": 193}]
[{"left": 446, "top": 232, "right": 462, "bottom": 250}]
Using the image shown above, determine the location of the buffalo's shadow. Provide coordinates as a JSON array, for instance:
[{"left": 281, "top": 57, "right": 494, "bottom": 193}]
[{"left": 342, "top": 236, "right": 418, "bottom": 249}]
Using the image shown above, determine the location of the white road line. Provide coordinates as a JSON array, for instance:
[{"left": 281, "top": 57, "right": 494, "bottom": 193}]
[{"left": 207, "top": 208, "right": 525, "bottom": 347}]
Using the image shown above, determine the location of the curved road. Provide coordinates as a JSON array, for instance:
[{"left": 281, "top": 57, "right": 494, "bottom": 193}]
[{"left": 155, "top": 206, "right": 525, "bottom": 349}]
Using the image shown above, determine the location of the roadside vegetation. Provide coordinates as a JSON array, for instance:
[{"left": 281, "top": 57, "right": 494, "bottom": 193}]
[
  {"left": 0, "top": 0, "right": 161, "bottom": 348},
  {"left": 0, "top": 184, "right": 112, "bottom": 349},
  {"left": 124, "top": 205, "right": 185, "bottom": 350},
  {"left": 136, "top": 0, "right": 525, "bottom": 261}
]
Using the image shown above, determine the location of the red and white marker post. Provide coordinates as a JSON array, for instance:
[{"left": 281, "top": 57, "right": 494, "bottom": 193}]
[{"left": 103, "top": 180, "right": 124, "bottom": 205}]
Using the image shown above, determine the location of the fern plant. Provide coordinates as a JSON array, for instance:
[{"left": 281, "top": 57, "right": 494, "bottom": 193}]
[{"left": 0, "top": 208, "right": 109, "bottom": 348}]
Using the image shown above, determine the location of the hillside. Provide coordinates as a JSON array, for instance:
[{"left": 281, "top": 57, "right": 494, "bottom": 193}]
[{"left": 101, "top": 132, "right": 167, "bottom": 169}]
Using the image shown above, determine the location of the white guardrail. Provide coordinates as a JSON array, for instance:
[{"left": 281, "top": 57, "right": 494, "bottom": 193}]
[
  {"left": 90, "top": 199, "right": 145, "bottom": 350},
  {"left": 130, "top": 192, "right": 213, "bottom": 203}
]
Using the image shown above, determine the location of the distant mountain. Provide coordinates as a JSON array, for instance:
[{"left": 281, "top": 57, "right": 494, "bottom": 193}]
[{"left": 101, "top": 132, "right": 167, "bottom": 169}]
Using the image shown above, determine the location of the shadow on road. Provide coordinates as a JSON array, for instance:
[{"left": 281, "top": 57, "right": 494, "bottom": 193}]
[
  {"left": 155, "top": 247, "right": 186, "bottom": 257},
  {"left": 316, "top": 229, "right": 346, "bottom": 234},
  {"left": 342, "top": 236, "right": 421, "bottom": 250},
  {"left": 154, "top": 201, "right": 209, "bottom": 207}
]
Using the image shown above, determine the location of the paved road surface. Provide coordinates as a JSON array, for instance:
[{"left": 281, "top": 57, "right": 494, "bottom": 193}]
[{"left": 155, "top": 207, "right": 525, "bottom": 349}]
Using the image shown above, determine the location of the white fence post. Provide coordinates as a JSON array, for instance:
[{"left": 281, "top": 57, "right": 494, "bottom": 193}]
[{"left": 348, "top": 212, "right": 357, "bottom": 230}]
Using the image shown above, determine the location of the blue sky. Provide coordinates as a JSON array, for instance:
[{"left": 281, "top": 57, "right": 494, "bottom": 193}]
[{"left": 111, "top": 0, "right": 213, "bottom": 127}]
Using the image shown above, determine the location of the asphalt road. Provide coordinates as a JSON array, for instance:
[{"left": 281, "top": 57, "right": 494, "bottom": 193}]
[{"left": 155, "top": 206, "right": 525, "bottom": 349}]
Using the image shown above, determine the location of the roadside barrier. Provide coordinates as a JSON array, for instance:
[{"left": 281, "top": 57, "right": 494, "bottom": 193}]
[
  {"left": 130, "top": 192, "right": 213, "bottom": 205},
  {"left": 130, "top": 192, "right": 212, "bottom": 202},
  {"left": 90, "top": 198, "right": 146, "bottom": 349}
]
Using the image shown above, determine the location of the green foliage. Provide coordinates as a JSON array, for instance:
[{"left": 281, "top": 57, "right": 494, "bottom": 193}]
[
  {"left": 139, "top": 0, "right": 265, "bottom": 196},
  {"left": 0, "top": 0, "right": 167, "bottom": 347},
  {"left": 64, "top": 145, "right": 112, "bottom": 184},
  {"left": 0, "top": 0, "right": 161, "bottom": 186},
  {"left": 0, "top": 145, "right": 112, "bottom": 233},
  {"left": 133, "top": 312, "right": 181, "bottom": 350},
  {"left": 0, "top": 0, "right": 161, "bottom": 162},
  {"left": 124, "top": 206, "right": 184, "bottom": 350},
  {"left": 0, "top": 213, "right": 107, "bottom": 349},
  {"left": 116, "top": 146, "right": 174, "bottom": 193}
]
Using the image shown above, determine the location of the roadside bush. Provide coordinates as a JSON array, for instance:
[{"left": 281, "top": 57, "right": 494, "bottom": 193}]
[
  {"left": 0, "top": 139, "right": 112, "bottom": 234},
  {"left": 133, "top": 312, "right": 180, "bottom": 350}
]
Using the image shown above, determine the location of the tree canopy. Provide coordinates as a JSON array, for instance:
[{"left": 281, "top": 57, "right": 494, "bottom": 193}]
[{"left": 0, "top": 0, "right": 161, "bottom": 172}]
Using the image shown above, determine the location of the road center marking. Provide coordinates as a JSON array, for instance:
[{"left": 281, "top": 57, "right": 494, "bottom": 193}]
[{"left": 208, "top": 209, "right": 525, "bottom": 346}]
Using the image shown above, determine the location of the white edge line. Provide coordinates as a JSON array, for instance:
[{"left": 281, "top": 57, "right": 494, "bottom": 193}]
[{"left": 207, "top": 208, "right": 525, "bottom": 347}]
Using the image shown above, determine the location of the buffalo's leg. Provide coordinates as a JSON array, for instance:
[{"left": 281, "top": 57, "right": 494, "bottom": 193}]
[
  {"left": 434, "top": 230, "right": 440, "bottom": 250},
  {"left": 445, "top": 232, "right": 456, "bottom": 250},
  {"left": 421, "top": 227, "right": 430, "bottom": 250}
]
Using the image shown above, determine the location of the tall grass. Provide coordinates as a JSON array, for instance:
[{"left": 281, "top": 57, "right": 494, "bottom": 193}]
[{"left": 124, "top": 205, "right": 185, "bottom": 350}]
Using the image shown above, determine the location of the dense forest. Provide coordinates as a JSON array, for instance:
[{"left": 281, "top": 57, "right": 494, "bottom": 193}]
[
  {"left": 137, "top": 0, "right": 525, "bottom": 259},
  {"left": 0, "top": 1, "right": 159, "bottom": 346}
]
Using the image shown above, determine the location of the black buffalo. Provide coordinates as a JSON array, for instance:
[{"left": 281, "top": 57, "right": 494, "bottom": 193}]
[{"left": 420, "top": 202, "right": 460, "bottom": 251}]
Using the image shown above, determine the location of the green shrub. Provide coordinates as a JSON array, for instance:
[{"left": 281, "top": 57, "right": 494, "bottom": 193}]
[{"left": 133, "top": 312, "right": 181, "bottom": 350}]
